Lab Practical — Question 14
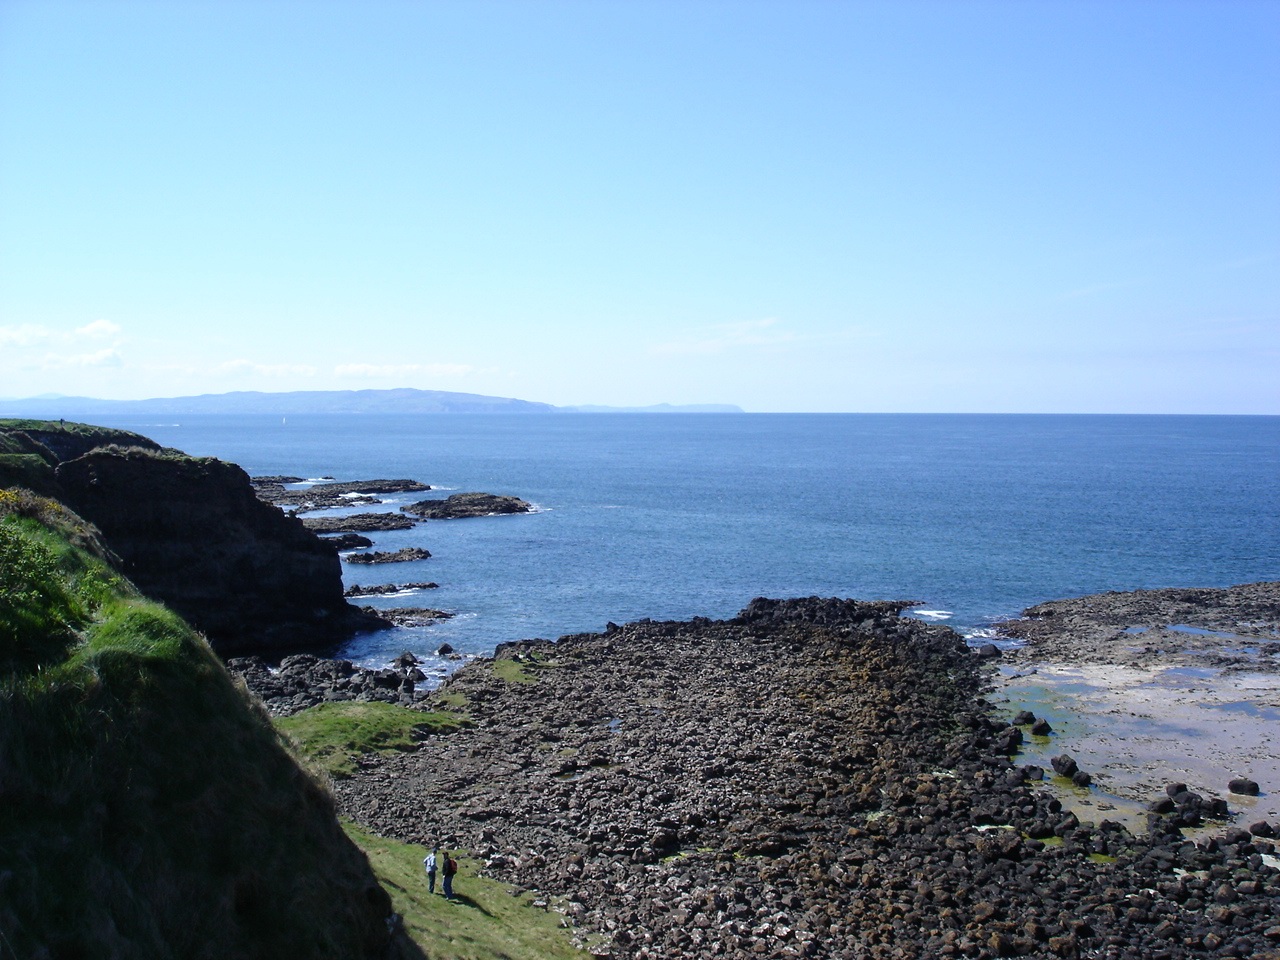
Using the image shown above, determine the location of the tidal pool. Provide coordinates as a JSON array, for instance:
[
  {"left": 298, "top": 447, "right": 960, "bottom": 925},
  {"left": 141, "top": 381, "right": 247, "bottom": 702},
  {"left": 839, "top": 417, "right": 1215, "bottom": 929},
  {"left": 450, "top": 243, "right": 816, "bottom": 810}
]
[{"left": 997, "top": 662, "right": 1280, "bottom": 833}]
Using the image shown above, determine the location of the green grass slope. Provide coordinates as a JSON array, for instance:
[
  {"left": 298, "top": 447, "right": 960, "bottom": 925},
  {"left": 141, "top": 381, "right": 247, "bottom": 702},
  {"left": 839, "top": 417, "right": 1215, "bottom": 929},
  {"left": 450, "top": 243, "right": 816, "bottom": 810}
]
[
  {"left": 344, "top": 823, "right": 585, "bottom": 960},
  {"left": 0, "top": 490, "right": 397, "bottom": 959},
  {"left": 0, "top": 419, "right": 165, "bottom": 496},
  {"left": 278, "top": 699, "right": 586, "bottom": 959}
]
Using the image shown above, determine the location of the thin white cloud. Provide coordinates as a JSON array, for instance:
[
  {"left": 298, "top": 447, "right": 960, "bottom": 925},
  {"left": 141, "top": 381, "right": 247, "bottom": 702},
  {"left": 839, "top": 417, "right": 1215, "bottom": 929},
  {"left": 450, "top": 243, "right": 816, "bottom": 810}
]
[
  {"left": 334, "top": 362, "right": 477, "bottom": 379},
  {"left": 2, "top": 319, "right": 124, "bottom": 351},
  {"left": 218, "top": 359, "right": 319, "bottom": 378},
  {"left": 0, "top": 323, "right": 55, "bottom": 347},
  {"left": 651, "top": 318, "right": 797, "bottom": 357},
  {"left": 42, "top": 348, "right": 123, "bottom": 369},
  {"left": 75, "top": 319, "right": 122, "bottom": 339}
]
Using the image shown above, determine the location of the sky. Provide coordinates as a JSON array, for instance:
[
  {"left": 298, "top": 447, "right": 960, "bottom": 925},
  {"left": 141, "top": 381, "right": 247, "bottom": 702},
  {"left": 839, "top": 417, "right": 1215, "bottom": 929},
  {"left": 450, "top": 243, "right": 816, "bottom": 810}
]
[{"left": 0, "top": 0, "right": 1277, "bottom": 413}]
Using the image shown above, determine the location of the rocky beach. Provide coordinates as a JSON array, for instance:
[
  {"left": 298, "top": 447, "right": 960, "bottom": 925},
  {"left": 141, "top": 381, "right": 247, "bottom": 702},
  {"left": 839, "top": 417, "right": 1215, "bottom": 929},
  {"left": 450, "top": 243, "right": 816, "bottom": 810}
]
[
  {"left": 995, "top": 583, "right": 1280, "bottom": 834},
  {"left": 233, "top": 590, "right": 1280, "bottom": 959}
]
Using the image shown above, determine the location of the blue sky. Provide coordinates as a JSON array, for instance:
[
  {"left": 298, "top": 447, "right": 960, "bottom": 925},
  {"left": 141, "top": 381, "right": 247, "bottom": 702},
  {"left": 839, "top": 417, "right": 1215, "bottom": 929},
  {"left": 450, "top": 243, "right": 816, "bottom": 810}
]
[{"left": 1, "top": 0, "right": 1277, "bottom": 412}]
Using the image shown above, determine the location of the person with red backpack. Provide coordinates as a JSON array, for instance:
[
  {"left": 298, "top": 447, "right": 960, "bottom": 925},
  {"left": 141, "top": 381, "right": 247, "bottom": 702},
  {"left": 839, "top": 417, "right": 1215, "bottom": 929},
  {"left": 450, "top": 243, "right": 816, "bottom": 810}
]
[{"left": 442, "top": 850, "right": 458, "bottom": 900}]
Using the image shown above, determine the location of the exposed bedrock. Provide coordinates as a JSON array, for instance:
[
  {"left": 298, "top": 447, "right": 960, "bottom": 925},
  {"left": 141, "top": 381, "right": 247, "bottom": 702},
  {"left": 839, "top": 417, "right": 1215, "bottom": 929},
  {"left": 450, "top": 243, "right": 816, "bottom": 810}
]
[
  {"left": 54, "top": 448, "right": 381, "bottom": 656},
  {"left": 228, "top": 652, "right": 431, "bottom": 717},
  {"left": 253, "top": 477, "right": 431, "bottom": 512},
  {"left": 332, "top": 597, "right": 1280, "bottom": 959},
  {"left": 321, "top": 533, "right": 374, "bottom": 551},
  {"left": 345, "top": 547, "right": 432, "bottom": 565},
  {"left": 345, "top": 582, "right": 439, "bottom": 597},
  {"left": 302, "top": 513, "right": 417, "bottom": 534},
  {"left": 401, "top": 492, "right": 532, "bottom": 519},
  {"left": 999, "top": 582, "right": 1280, "bottom": 670}
]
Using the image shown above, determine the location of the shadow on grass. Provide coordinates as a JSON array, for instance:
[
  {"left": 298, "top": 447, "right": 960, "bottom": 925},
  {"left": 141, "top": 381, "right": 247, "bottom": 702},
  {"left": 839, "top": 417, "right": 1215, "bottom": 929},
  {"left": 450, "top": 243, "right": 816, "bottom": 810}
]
[
  {"left": 445, "top": 892, "right": 494, "bottom": 918},
  {"left": 390, "top": 928, "right": 430, "bottom": 960}
]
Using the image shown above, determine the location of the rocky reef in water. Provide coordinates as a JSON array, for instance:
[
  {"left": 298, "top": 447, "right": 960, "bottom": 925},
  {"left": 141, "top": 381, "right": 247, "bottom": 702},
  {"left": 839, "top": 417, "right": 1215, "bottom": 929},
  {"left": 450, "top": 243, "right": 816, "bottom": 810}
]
[
  {"left": 330, "top": 597, "right": 1280, "bottom": 959},
  {"left": 401, "top": 491, "right": 532, "bottom": 519},
  {"left": 0, "top": 420, "right": 384, "bottom": 656}
]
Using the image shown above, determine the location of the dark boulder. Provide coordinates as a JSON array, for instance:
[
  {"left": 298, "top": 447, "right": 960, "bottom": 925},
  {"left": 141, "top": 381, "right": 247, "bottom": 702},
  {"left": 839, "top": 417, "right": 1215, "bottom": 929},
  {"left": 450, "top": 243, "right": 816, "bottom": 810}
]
[
  {"left": 1051, "top": 755, "right": 1080, "bottom": 778},
  {"left": 1228, "top": 777, "right": 1260, "bottom": 796}
]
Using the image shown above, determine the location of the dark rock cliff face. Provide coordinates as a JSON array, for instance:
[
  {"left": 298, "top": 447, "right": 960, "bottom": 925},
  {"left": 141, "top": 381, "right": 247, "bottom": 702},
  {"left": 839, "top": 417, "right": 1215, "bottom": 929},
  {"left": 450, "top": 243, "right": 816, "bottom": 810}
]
[{"left": 46, "top": 445, "right": 378, "bottom": 656}]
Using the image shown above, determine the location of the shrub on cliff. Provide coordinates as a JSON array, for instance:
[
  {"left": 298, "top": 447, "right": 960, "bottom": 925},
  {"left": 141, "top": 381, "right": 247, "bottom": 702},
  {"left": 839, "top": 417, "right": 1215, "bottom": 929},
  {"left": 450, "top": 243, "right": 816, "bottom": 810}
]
[{"left": 0, "top": 507, "right": 399, "bottom": 958}]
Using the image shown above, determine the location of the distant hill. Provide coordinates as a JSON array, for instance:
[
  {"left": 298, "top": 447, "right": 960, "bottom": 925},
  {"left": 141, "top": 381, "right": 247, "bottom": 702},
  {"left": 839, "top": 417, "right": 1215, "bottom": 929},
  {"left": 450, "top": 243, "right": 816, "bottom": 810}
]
[
  {"left": 0, "top": 388, "right": 743, "bottom": 416},
  {"left": 0, "top": 388, "right": 554, "bottom": 416}
]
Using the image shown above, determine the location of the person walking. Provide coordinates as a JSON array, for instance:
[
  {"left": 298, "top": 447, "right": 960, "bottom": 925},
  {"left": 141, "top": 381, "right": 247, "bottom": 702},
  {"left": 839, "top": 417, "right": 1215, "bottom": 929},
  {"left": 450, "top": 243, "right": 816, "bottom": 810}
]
[
  {"left": 423, "top": 848, "right": 438, "bottom": 894},
  {"left": 442, "top": 850, "right": 458, "bottom": 900}
]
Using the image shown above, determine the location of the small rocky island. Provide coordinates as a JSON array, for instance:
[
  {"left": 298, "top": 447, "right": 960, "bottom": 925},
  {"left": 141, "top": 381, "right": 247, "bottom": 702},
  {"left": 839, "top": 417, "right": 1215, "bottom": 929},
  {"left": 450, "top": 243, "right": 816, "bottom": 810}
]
[
  {"left": 345, "top": 547, "right": 432, "bottom": 565},
  {"left": 402, "top": 491, "right": 533, "bottom": 519}
]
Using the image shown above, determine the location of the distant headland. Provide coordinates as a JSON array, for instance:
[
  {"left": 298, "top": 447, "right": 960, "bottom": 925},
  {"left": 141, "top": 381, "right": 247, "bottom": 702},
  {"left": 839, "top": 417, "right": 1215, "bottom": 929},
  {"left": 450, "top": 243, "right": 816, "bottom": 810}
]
[{"left": 0, "top": 388, "right": 745, "bottom": 417}]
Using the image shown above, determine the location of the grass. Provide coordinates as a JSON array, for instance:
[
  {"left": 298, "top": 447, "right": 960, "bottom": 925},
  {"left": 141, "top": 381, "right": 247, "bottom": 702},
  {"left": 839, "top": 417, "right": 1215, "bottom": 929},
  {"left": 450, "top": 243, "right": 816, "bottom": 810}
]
[
  {"left": 432, "top": 689, "right": 470, "bottom": 711},
  {"left": 1, "top": 505, "right": 395, "bottom": 958},
  {"left": 492, "top": 658, "right": 538, "bottom": 684},
  {"left": 277, "top": 700, "right": 469, "bottom": 779},
  {"left": 343, "top": 822, "right": 584, "bottom": 960},
  {"left": 491, "top": 650, "right": 563, "bottom": 685}
]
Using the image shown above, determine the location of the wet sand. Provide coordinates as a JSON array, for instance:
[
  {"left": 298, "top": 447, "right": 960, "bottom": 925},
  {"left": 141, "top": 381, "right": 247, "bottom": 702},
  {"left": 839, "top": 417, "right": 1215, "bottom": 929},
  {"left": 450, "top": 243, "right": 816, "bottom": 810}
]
[{"left": 995, "top": 582, "right": 1280, "bottom": 832}]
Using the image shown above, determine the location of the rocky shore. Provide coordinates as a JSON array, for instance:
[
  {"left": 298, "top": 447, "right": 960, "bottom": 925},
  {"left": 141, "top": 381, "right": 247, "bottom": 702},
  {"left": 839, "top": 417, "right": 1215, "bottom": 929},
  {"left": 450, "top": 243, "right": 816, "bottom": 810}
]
[
  {"left": 302, "top": 513, "right": 416, "bottom": 534},
  {"left": 252, "top": 477, "right": 430, "bottom": 512},
  {"left": 402, "top": 492, "right": 533, "bottom": 519},
  {"left": 999, "top": 582, "right": 1280, "bottom": 672},
  {"left": 0, "top": 423, "right": 382, "bottom": 656},
  {"left": 230, "top": 652, "right": 432, "bottom": 716},
  {"left": 994, "top": 582, "right": 1280, "bottom": 841},
  {"left": 344, "top": 582, "right": 439, "bottom": 597},
  {"left": 318, "top": 596, "right": 1279, "bottom": 959}
]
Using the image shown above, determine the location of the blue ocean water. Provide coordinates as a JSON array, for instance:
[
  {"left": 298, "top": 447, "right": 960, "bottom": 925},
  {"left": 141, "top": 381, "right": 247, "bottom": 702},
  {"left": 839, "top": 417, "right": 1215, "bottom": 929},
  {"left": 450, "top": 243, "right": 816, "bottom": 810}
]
[{"left": 94, "top": 413, "right": 1279, "bottom": 671}]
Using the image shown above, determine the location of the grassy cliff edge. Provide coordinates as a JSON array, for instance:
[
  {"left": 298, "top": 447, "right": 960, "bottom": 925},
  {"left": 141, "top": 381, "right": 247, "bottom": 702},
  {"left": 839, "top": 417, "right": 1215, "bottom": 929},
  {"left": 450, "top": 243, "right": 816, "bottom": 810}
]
[{"left": 0, "top": 490, "right": 396, "bottom": 958}]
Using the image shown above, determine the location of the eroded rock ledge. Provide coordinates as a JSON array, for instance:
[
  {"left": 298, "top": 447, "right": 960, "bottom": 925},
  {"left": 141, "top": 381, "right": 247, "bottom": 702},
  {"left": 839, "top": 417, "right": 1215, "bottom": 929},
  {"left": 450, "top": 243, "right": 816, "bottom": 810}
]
[
  {"left": 998, "top": 581, "right": 1280, "bottom": 671},
  {"left": 331, "top": 597, "right": 1280, "bottom": 959},
  {"left": 401, "top": 492, "right": 532, "bottom": 519},
  {"left": 252, "top": 477, "right": 430, "bottom": 512}
]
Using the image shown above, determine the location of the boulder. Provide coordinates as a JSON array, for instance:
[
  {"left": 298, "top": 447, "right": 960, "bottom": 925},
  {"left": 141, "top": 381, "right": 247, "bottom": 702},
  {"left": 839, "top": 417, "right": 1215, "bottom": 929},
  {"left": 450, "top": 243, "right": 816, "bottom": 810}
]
[{"left": 1228, "top": 777, "right": 1261, "bottom": 796}]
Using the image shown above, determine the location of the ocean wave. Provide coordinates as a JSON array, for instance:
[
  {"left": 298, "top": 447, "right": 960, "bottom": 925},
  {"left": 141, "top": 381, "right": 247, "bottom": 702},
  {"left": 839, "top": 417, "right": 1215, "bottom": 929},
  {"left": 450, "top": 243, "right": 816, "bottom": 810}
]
[
  {"left": 910, "top": 609, "right": 953, "bottom": 621},
  {"left": 964, "top": 626, "right": 1024, "bottom": 650}
]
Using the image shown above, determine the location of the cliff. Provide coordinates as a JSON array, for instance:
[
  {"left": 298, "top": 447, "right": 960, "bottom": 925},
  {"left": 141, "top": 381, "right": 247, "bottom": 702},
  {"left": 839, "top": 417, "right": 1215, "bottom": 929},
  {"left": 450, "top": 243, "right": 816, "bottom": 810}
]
[
  {"left": 0, "top": 419, "right": 379, "bottom": 657},
  {"left": 0, "top": 491, "right": 408, "bottom": 958}
]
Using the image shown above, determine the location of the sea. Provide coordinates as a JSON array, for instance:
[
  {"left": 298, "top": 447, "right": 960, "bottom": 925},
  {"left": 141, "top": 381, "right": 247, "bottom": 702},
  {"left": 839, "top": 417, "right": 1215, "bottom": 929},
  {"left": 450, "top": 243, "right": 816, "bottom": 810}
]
[{"left": 86, "top": 413, "right": 1280, "bottom": 677}]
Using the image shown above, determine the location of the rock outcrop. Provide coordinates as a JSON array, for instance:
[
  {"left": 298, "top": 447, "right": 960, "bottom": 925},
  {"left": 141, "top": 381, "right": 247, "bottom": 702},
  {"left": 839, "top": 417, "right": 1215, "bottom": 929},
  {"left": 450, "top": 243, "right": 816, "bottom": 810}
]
[
  {"left": 0, "top": 421, "right": 384, "bottom": 657},
  {"left": 401, "top": 492, "right": 532, "bottom": 519},
  {"left": 253, "top": 477, "right": 430, "bottom": 512},
  {"left": 302, "top": 513, "right": 416, "bottom": 533},
  {"left": 229, "top": 652, "right": 431, "bottom": 716},
  {"left": 346, "top": 547, "right": 432, "bottom": 565}
]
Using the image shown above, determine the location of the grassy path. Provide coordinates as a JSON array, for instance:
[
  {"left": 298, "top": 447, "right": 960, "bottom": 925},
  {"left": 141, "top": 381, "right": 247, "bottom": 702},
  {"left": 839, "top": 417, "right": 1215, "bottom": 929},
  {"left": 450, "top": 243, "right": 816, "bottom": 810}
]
[{"left": 343, "top": 822, "right": 584, "bottom": 960}]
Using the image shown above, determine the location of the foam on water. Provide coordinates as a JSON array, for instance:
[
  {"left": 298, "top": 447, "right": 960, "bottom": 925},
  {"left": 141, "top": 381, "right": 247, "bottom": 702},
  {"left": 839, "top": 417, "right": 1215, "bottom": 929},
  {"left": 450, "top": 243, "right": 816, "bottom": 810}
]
[{"left": 910, "top": 609, "right": 953, "bottom": 621}]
